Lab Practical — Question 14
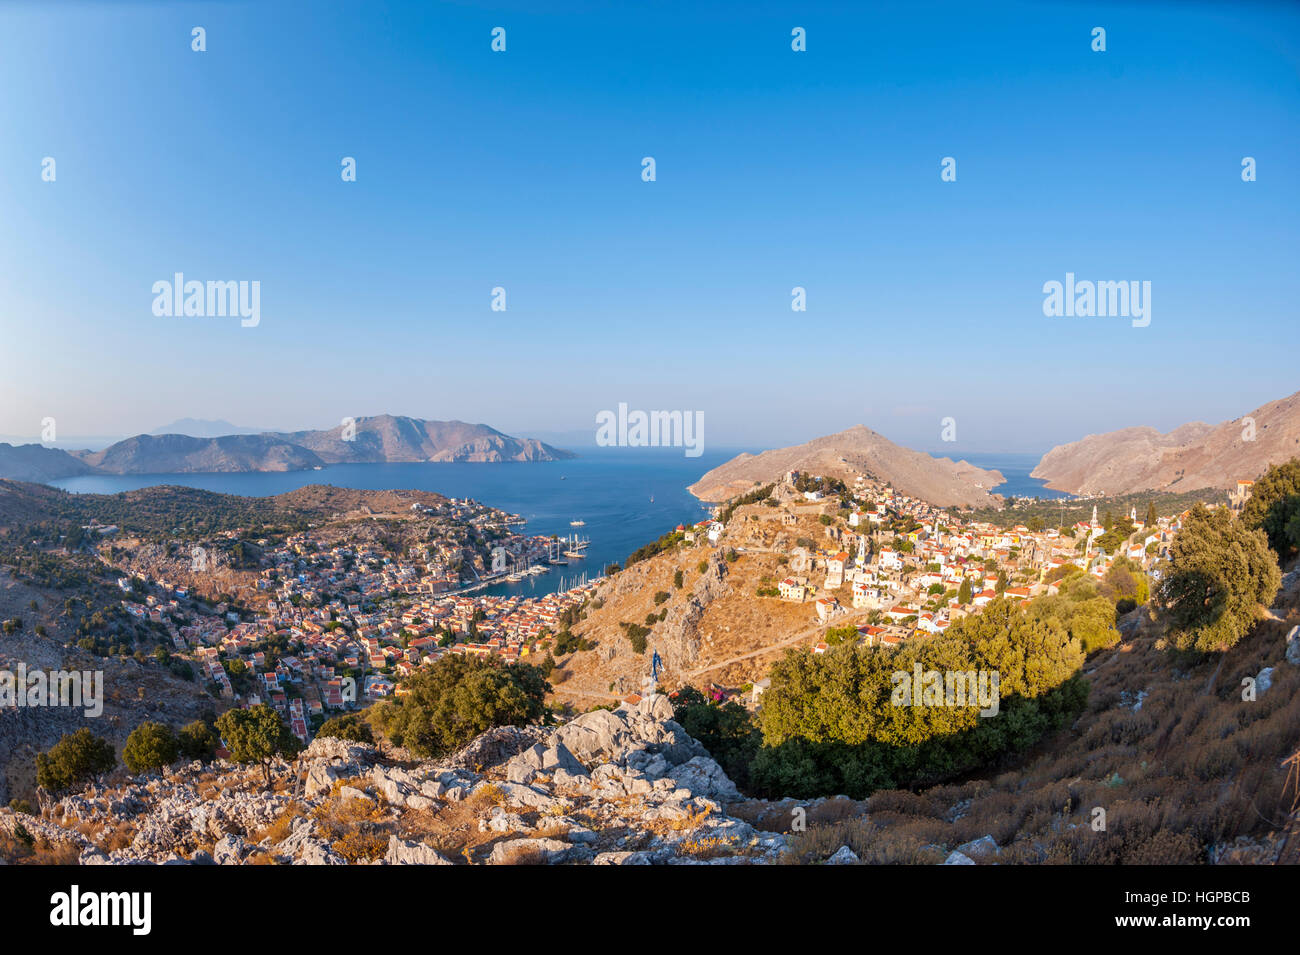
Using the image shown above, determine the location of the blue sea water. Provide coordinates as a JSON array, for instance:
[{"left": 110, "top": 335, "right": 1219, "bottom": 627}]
[
  {"left": 950, "top": 453, "right": 1072, "bottom": 500},
  {"left": 50, "top": 448, "right": 1063, "bottom": 597},
  {"left": 50, "top": 447, "right": 732, "bottom": 598}
]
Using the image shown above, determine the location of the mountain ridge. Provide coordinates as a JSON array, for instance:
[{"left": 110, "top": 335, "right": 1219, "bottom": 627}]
[
  {"left": 1031, "top": 390, "right": 1300, "bottom": 495},
  {"left": 0, "top": 416, "right": 573, "bottom": 480}
]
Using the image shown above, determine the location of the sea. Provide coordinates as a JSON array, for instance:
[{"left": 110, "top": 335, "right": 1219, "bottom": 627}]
[
  {"left": 953, "top": 453, "right": 1072, "bottom": 501},
  {"left": 49, "top": 448, "right": 1065, "bottom": 599}
]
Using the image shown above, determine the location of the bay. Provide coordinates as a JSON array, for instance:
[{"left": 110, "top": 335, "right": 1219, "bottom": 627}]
[
  {"left": 49, "top": 448, "right": 1065, "bottom": 598},
  {"left": 949, "top": 452, "right": 1072, "bottom": 500},
  {"left": 50, "top": 447, "right": 732, "bottom": 599}
]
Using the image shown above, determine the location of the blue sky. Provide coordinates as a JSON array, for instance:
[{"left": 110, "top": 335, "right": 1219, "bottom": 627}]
[{"left": 1, "top": 0, "right": 1297, "bottom": 455}]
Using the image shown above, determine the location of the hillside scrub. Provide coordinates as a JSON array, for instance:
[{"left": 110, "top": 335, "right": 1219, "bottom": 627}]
[
  {"left": 1241, "top": 457, "right": 1300, "bottom": 559},
  {"left": 1157, "top": 504, "right": 1280, "bottom": 654},
  {"left": 750, "top": 599, "right": 1088, "bottom": 799},
  {"left": 371, "top": 654, "right": 550, "bottom": 758}
]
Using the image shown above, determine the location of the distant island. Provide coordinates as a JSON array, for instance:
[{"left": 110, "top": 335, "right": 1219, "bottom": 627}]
[
  {"left": 149, "top": 418, "right": 270, "bottom": 438},
  {"left": 0, "top": 415, "right": 573, "bottom": 481}
]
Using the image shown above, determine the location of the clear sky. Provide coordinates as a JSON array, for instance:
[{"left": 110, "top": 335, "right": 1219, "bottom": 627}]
[{"left": 1, "top": 0, "right": 1297, "bottom": 455}]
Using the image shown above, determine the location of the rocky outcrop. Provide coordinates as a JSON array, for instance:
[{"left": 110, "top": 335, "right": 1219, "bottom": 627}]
[
  {"left": 653, "top": 557, "right": 730, "bottom": 673},
  {"left": 0, "top": 694, "right": 782, "bottom": 865}
]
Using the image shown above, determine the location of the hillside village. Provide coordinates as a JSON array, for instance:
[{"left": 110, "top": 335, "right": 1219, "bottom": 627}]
[
  {"left": 543, "top": 468, "right": 1234, "bottom": 707},
  {"left": 107, "top": 501, "right": 599, "bottom": 748},
  {"left": 91, "top": 467, "right": 1243, "bottom": 748},
  {"left": 1, "top": 463, "right": 1296, "bottom": 869}
]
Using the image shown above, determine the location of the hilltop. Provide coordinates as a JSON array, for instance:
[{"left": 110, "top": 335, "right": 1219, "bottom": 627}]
[
  {"left": 1032, "top": 389, "right": 1300, "bottom": 496},
  {"left": 689, "top": 426, "right": 1004, "bottom": 508}
]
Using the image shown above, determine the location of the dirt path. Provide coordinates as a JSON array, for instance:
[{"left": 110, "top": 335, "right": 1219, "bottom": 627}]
[{"left": 679, "top": 606, "right": 881, "bottom": 679}]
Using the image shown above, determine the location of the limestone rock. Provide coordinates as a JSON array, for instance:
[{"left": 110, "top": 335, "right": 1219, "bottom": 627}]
[{"left": 385, "top": 835, "right": 452, "bottom": 865}]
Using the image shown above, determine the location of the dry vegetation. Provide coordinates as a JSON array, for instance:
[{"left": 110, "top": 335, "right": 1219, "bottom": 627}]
[
  {"left": 733, "top": 583, "right": 1300, "bottom": 864},
  {"left": 552, "top": 506, "right": 868, "bottom": 704}
]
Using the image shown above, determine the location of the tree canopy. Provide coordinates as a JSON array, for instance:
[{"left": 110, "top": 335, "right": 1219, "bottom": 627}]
[
  {"left": 1241, "top": 458, "right": 1300, "bottom": 559},
  {"left": 122, "top": 721, "right": 179, "bottom": 774},
  {"left": 751, "top": 598, "right": 1088, "bottom": 798},
  {"left": 36, "top": 728, "right": 116, "bottom": 795},
  {"left": 372, "top": 654, "right": 549, "bottom": 758},
  {"left": 1157, "top": 504, "right": 1280, "bottom": 654},
  {"left": 215, "top": 704, "right": 300, "bottom": 786}
]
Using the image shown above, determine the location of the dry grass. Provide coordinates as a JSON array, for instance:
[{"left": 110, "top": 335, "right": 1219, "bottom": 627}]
[
  {"left": 393, "top": 800, "right": 501, "bottom": 862},
  {"left": 495, "top": 843, "right": 548, "bottom": 865},
  {"left": 645, "top": 806, "right": 711, "bottom": 838},
  {"left": 312, "top": 791, "right": 395, "bottom": 863},
  {"left": 532, "top": 821, "right": 571, "bottom": 840},
  {"left": 0, "top": 829, "right": 82, "bottom": 865},
  {"left": 676, "top": 835, "right": 740, "bottom": 859},
  {"left": 467, "top": 783, "right": 505, "bottom": 809},
  {"left": 771, "top": 592, "right": 1300, "bottom": 865},
  {"left": 103, "top": 822, "right": 137, "bottom": 853},
  {"left": 253, "top": 802, "right": 305, "bottom": 845}
]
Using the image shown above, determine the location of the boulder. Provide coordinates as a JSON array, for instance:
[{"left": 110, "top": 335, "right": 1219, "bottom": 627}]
[
  {"left": 632, "top": 693, "right": 676, "bottom": 722},
  {"left": 447, "top": 725, "right": 550, "bottom": 771},
  {"left": 338, "top": 786, "right": 373, "bottom": 805},
  {"left": 305, "top": 760, "right": 362, "bottom": 799},
  {"left": 487, "top": 837, "right": 593, "bottom": 865},
  {"left": 213, "top": 833, "right": 248, "bottom": 866},
  {"left": 953, "top": 835, "right": 1000, "bottom": 861},
  {"left": 554, "top": 709, "right": 632, "bottom": 764},
  {"left": 384, "top": 835, "right": 452, "bottom": 865},
  {"left": 593, "top": 850, "right": 653, "bottom": 865},
  {"left": 505, "top": 742, "right": 589, "bottom": 785},
  {"left": 664, "top": 756, "right": 741, "bottom": 802},
  {"left": 943, "top": 851, "right": 976, "bottom": 865},
  {"left": 1286, "top": 625, "right": 1300, "bottom": 666}
]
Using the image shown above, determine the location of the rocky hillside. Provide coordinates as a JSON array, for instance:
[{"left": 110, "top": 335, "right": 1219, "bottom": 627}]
[
  {"left": 0, "top": 695, "right": 788, "bottom": 866},
  {"left": 81, "top": 433, "right": 323, "bottom": 474},
  {"left": 1032, "top": 389, "right": 1300, "bottom": 495},
  {"left": 689, "top": 426, "right": 1004, "bottom": 507},
  {"left": 284, "top": 415, "right": 570, "bottom": 465},
  {"left": 4, "top": 577, "right": 1298, "bottom": 866},
  {"left": 0, "top": 444, "right": 94, "bottom": 483},
  {"left": 0, "top": 570, "right": 218, "bottom": 805},
  {"left": 0, "top": 416, "right": 574, "bottom": 479},
  {"left": 548, "top": 502, "right": 855, "bottom": 709}
]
